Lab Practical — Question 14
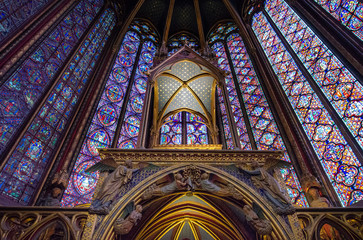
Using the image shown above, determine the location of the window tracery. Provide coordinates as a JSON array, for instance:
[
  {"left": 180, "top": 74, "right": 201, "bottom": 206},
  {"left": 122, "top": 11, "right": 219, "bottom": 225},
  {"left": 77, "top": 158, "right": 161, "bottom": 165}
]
[
  {"left": 159, "top": 111, "right": 209, "bottom": 145},
  {"left": 266, "top": 0, "right": 363, "bottom": 149}
]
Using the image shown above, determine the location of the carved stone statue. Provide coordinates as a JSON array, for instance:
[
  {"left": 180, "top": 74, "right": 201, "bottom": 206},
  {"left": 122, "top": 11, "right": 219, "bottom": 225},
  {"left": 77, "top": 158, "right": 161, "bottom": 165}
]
[
  {"left": 160, "top": 173, "right": 189, "bottom": 194},
  {"left": 242, "top": 204, "right": 272, "bottom": 235},
  {"left": 308, "top": 187, "right": 331, "bottom": 208},
  {"left": 301, "top": 173, "right": 332, "bottom": 207},
  {"left": 43, "top": 187, "right": 62, "bottom": 207},
  {"left": 142, "top": 173, "right": 188, "bottom": 199},
  {"left": 238, "top": 160, "right": 295, "bottom": 214},
  {"left": 143, "top": 168, "right": 244, "bottom": 201},
  {"left": 199, "top": 172, "right": 221, "bottom": 192},
  {"left": 198, "top": 172, "right": 243, "bottom": 200},
  {"left": 114, "top": 204, "right": 143, "bottom": 235},
  {"left": 90, "top": 160, "right": 137, "bottom": 214}
]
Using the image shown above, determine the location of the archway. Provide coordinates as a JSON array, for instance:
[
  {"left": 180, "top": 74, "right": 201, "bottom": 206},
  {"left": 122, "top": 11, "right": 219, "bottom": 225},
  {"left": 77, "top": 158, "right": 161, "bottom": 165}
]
[{"left": 92, "top": 163, "right": 295, "bottom": 239}]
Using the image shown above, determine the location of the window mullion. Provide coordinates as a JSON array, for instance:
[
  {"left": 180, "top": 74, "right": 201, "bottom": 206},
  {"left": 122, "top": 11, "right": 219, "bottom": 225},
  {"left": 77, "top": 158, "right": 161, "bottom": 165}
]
[{"left": 182, "top": 111, "right": 187, "bottom": 144}]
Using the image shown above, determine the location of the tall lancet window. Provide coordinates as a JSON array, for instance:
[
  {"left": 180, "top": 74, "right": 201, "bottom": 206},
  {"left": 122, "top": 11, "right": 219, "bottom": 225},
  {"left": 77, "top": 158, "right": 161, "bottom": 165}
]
[
  {"left": 61, "top": 21, "right": 159, "bottom": 207},
  {"left": 0, "top": 5, "right": 115, "bottom": 205},
  {"left": 267, "top": 0, "right": 363, "bottom": 148},
  {"left": 0, "top": 0, "right": 104, "bottom": 158},
  {"left": 209, "top": 22, "right": 308, "bottom": 207},
  {"left": 313, "top": 0, "right": 363, "bottom": 41},
  {"left": 252, "top": 0, "right": 363, "bottom": 206}
]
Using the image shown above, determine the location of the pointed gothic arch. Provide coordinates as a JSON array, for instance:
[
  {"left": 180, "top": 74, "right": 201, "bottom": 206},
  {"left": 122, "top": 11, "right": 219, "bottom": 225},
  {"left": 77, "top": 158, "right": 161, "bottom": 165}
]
[
  {"left": 92, "top": 163, "right": 295, "bottom": 239},
  {"left": 20, "top": 213, "right": 77, "bottom": 240}
]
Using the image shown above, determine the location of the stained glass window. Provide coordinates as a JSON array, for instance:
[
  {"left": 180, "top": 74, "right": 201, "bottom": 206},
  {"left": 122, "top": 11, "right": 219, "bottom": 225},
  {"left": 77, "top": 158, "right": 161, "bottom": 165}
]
[
  {"left": 159, "top": 111, "right": 209, "bottom": 145},
  {"left": 0, "top": 8, "right": 115, "bottom": 205},
  {"left": 0, "top": 0, "right": 55, "bottom": 43},
  {"left": 186, "top": 112, "right": 208, "bottom": 145},
  {"left": 266, "top": 0, "right": 363, "bottom": 149},
  {"left": 211, "top": 42, "right": 252, "bottom": 150},
  {"left": 0, "top": 0, "right": 103, "bottom": 157},
  {"left": 216, "top": 87, "right": 235, "bottom": 149},
  {"left": 62, "top": 21, "right": 159, "bottom": 207},
  {"left": 168, "top": 33, "right": 200, "bottom": 55},
  {"left": 160, "top": 112, "right": 183, "bottom": 145},
  {"left": 313, "top": 0, "right": 363, "bottom": 41},
  {"left": 209, "top": 23, "right": 308, "bottom": 206},
  {"left": 252, "top": 11, "right": 363, "bottom": 206},
  {"left": 117, "top": 41, "right": 157, "bottom": 148}
]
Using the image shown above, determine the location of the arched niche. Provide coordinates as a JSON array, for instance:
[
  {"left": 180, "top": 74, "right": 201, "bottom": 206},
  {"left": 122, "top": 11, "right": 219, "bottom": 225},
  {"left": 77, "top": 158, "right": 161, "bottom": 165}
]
[
  {"left": 20, "top": 213, "right": 76, "bottom": 240},
  {"left": 92, "top": 163, "right": 295, "bottom": 239},
  {"left": 313, "top": 215, "right": 362, "bottom": 240}
]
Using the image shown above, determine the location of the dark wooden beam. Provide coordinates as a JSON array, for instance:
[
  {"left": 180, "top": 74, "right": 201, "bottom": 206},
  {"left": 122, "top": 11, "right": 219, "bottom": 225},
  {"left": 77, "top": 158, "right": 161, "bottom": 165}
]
[
  {"left": 163, "top": 0, "right": 176, "bottom": 43},
  {"left": 193, "top": 0, "right": 205, "bottom": 49}
]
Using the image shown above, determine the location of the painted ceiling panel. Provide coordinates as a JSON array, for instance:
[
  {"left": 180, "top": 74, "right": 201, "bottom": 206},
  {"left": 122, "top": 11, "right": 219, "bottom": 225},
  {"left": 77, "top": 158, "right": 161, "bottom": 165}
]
[
  {"left": 201, "top": 65, "right": 212, "bottom": 72},
  {"left": 159, "top": 227, "right": 174, "bottom": 240},
  {"left": 170, "top": 61, "right": 201, "bottom": 81},
  {"left": 188, "top": 76, "right": 214, "bottom": 113},
  {"left": 197, "top": 225, "right": 215, "bottom": 240},
  {"left": 178, "top": 221, "right": 195, "bottom": 240},
  {"left": 157, "top": 61, "right": 215, "bottom": 117},
  {"left": 169, "top": 0, "right": 198, "bottom": 37},
  {"left": 172, "top": 195, "right": 211, "bottom": 207},
  {"left": 158, "top": 75, "right": 182, "bottom": 110},
  {"left": 164, "top": 87, "right": 205, "bottom": 117}
]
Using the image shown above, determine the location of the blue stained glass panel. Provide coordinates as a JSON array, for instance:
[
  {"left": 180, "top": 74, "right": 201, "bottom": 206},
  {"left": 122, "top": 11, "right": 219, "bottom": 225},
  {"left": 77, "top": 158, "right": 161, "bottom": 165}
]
[
  {"left": 0, "top": 8, "right": 115, "bottom": 205},
  {"left": 167, "top": 33, "right": 200, "bottom": 56},
  {"left": 0, "top": 0, "right": 60, "bottom": 43},
  {"left": 117, "top": 41, "right": 157, "bottom": 148},
  {"left": 160, "top": 112, "right": 183, "bottom": 145},
  {"left": 1, "top": 10, "right": 115, "bottom": 204},
  {"left": 212, "top": 42, "right": 252, "bottom": 150},
  {"left": 225, "top": 32, "right": 307, "bottom": 206},
  {"left": 62, "top": 21, "right": 159, "bottom": 207},
  {"left": 61, "top": 30, "right": 140, "bottom": 207},
  {"left": 0, "top": 0, "right": 103, "bottom": 157}
]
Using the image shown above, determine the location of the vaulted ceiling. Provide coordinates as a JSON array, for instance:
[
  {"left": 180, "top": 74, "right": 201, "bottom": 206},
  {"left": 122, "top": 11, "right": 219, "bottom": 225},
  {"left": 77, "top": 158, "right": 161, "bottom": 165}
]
[
  {"left": 134, "top": 194, "right": 249, "bottom": 240},
  {"left": 134, "top": 0, "right": 239, "bottom": 45},
  {"left": 157, "top": 61, "right": 215, "bottom": 119}
]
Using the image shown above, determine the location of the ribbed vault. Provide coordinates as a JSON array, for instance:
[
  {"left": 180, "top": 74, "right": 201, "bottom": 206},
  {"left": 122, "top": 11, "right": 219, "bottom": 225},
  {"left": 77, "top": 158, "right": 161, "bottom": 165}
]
[{"left": 136, "top": 194, "right": 245, "bottom": 240}]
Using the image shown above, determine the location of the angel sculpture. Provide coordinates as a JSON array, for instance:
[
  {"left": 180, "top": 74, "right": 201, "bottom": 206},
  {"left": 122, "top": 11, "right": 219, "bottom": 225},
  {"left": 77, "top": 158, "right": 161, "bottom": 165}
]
[
  {"left": 237, "top": 159, "right": 295, "bottom": 215},
  {"left": 198, "top": 172, "right": 243, "bottom": 200},
  {"left": 114, "top": 202, "right": 143, "bottom": 235},
  {"left": 142, "top": 173, "right": 188, "bottom": 200},
  {"left": 88, "top": 159, "right": 139, "bottom": 214},
  {"left": 242, "top": 203, "right": 272, "bottom": 235}
]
